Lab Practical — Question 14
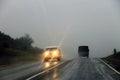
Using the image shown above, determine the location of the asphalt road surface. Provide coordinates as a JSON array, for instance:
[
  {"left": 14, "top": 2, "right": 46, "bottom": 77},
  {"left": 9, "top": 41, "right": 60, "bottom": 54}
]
[
  {"left": 27, "top": 58, "right": 120, "bottom": 80},
  {"left": 0, "top": 58, "right": 120, "bottom": 80}
]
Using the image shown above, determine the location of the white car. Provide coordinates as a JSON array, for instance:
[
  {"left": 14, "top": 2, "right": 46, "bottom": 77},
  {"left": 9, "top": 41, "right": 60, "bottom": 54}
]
[{"left": 42, "top": 46, "right": 62, "bottom": 61}]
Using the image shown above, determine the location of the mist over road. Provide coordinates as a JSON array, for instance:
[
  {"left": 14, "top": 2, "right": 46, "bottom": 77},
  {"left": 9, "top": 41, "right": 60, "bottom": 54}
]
[{"left": 0, "top": 0, "right": 120, "bottom": 58}]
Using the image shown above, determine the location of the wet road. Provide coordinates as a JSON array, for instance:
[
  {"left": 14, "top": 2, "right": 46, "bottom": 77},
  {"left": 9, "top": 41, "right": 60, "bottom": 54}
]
[
  {"left": 29, "top": 58, "right": 120, "bottom": 80},
  {"left": 0, "top": 58, "right": 119, "bottom": 80},
  {"left": 0, "top": 61, "right": 61, "bottom": 80}
]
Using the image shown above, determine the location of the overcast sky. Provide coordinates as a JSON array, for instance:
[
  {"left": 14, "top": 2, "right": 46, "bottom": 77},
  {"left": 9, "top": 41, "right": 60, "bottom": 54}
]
[{"left": 0, "top": 0, "right": 120, "bottom": 59}]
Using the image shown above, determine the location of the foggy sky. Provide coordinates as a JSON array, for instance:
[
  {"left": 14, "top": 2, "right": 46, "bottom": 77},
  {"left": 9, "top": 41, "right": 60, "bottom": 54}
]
[{"left": 0, "top": 0, "right": 120, "bottom": 59}]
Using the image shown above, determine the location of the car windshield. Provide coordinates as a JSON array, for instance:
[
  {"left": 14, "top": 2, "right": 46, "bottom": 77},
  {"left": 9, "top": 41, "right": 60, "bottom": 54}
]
[{"left": 0, "top": 0, "right": 120, "bottom": 80}]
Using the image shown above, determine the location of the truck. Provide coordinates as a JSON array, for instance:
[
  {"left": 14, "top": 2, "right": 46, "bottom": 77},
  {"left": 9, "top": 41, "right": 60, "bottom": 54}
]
[{"left": 78, "top": 46, "right": 89, "bottom": 58}]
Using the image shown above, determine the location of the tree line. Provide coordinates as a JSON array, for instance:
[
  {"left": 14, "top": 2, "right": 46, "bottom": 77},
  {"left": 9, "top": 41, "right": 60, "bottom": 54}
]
[{"left": 0, "top": 31, "right": 43, "bottom": 56}]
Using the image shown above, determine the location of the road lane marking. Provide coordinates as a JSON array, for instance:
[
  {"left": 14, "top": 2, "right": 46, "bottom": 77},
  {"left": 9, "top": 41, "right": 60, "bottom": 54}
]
[
  {"left": 26, "top": 61, "right": 66, "bottom": 80},
  {"left": 99, "top": 59, "right": 120, "bottom": 75}
]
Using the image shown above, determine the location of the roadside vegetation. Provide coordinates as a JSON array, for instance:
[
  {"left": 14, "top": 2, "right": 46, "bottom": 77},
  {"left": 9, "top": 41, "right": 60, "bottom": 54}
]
[
  {"left": 102, "top": 49, "right": 120, "bottom": 72},
  {"left": 0, "top": 31, "right": 43, "bottom": 66}
]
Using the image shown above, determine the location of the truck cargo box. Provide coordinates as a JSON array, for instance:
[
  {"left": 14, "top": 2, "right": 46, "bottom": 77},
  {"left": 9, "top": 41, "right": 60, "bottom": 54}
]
[{"left": 78, "top": 46, "right": 89, "bottom": 57}]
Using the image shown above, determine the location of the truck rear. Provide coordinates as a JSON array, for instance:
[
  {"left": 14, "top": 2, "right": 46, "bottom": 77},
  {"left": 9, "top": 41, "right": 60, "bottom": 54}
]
[{"left": 78, "top": 46, "right": 89, "bottom": 58}]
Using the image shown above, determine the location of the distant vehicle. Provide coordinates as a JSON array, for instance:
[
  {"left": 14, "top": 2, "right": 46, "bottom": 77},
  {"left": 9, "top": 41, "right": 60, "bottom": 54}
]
[
  {"left": 42, "top": 46, "right": 62, "bottom": 61},
  {"left": 78, "top": 46, "right": 89, "bottom": 58}
]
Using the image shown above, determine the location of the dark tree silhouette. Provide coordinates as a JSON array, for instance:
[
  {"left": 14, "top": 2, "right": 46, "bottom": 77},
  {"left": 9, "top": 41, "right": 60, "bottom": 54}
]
[
  {"left": 15, "top": 34, "right": 34, "bottom": 50},
  {"left": 0, "top": 31, "right": 42, "bottom": 56},
  {"left": 0, "top": 31, "right": 14, "bottom": 56}
]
